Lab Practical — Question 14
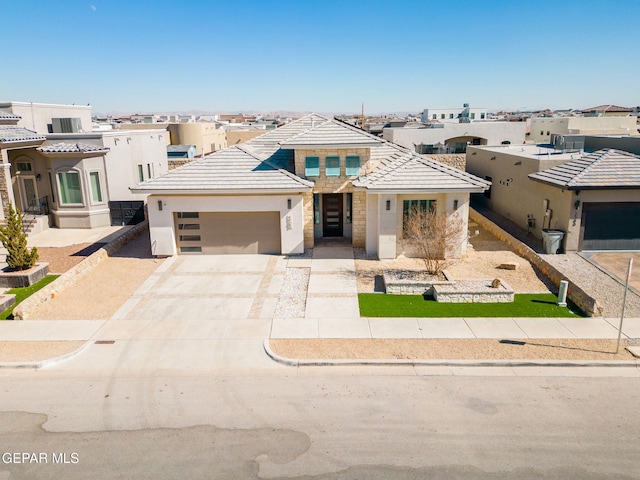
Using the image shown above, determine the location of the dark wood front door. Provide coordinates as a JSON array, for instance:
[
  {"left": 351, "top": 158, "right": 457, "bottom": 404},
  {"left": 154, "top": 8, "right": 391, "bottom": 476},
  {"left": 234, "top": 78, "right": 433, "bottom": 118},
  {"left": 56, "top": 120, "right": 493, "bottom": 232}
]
[{"left": 322, "top": 193, "right": 343, "bottom": 237}]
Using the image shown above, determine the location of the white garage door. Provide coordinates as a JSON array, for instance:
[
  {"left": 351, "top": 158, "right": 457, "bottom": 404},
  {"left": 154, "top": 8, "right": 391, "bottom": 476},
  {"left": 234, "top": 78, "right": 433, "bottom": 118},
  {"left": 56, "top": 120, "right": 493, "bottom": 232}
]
[{"left": 175, "top": 211, "right": 281, "bottom": 254}]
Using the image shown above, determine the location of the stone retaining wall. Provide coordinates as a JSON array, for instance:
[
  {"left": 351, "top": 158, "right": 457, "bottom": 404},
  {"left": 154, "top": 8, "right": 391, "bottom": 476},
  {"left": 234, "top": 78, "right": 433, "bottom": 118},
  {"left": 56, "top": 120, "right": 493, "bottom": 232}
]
[
  {"left": 13, "top": 220, "right": 150, "bottom": 321},
  {"left": 433, "top": 280, "right": 515, "bottom": 303},
  {"left": 469, "top": 208, "right": 600, "bottom": 316}
]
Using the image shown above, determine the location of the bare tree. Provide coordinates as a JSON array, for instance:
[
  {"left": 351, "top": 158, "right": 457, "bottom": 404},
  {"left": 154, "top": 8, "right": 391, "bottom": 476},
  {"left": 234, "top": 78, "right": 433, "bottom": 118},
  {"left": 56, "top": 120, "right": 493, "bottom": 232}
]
[{"left": 402, "top": 205, "right": 465, "bottom": 275}]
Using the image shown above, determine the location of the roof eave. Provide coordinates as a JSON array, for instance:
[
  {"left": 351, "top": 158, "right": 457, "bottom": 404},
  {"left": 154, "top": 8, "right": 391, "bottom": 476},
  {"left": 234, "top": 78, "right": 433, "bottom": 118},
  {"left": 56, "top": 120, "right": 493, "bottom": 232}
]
[
  {"left": 37, "top": 150, "right": 108, "bottom": 157},
  {"left": 129, "top": 187, "right": 313, "bottom": 195},
  {"left": 362, "top": 186, "right": 488, "bottom": 194},
  {"left": 0, "top": 138, "right": 46, "bottom": 147}
]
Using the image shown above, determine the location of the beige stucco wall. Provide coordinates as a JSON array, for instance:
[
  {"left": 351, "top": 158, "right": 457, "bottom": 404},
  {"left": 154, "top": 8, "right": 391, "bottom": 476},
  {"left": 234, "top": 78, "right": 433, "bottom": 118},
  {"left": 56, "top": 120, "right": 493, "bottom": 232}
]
[
  {"left": 0, "top": 102, "right": 92, "bottom": 134},
  {"left": 530, "top": 116, "right": 638, "bottom": 143},
  {"left": 466, "top": 146, "right": 574, "bottom": 237},
  {"left": 226, "top": 130, "right": 266, "bottom": 146},
  {"left": 167, "top": 123, "right": 226, "bottom": 155},
  {"left": 147, "top": 194, "right": 305, "bottom": 256}
]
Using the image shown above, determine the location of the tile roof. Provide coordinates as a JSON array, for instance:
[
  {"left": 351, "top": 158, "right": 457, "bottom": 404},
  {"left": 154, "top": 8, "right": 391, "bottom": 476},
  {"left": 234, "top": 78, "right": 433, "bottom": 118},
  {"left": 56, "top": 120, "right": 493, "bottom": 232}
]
[
  {"left": 354, "top": 151, "right": 491, "bottom": 192},
  {"left": 37, "top": 142, "right": 110, "bottom": 154},
  {"left": 279, "top": 118, "right": 383, "bottom": 148},
  {"left": 0, "top": 113, "right": 21, "bottom": 120},
  {"left": 0, "top": 126, "right": 45, "bottom": 144},
  {"left": 582, "top": 105, "right": 633, "bottom": 113},
  {"left": 131, "top": 145, "right": 313, "bottom": 193},
  {"left": 132, "top": 113, "right": 489, "bottom": 194},
  {"left": 528, "top": 149, "right": 640, "bottom": 190}
]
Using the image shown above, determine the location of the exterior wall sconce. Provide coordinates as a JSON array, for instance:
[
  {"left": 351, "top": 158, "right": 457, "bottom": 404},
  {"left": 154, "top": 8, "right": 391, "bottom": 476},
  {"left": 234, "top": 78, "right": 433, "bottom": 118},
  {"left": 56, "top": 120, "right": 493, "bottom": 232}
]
[
  {"left": 453, "top": 199, "right": 459, "bottom": 210},
  {"left": 574, "top": 200, "right": 581, "bottom": 209},
  {"left": 386, "top": 200, "right": 391, "bottom": 211},
  {"left": 157, "top": 200, "right": 163, "bottom": 211},
  {"left": 287, "top": 198, "right": 292, "bottom": 209},
  {"left": 35, "top": 173, "right": 41, "bottom": 181}
]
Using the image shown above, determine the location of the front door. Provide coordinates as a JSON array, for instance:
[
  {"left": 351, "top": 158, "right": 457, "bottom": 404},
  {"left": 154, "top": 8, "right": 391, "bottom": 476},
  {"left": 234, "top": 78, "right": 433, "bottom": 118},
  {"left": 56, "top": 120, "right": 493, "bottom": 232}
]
[
  {"left": 19, "top": 176, "right": 38, "bottom": 212},
  {"left": 322, "top": 193, "right": 343, "bottom": 237}
]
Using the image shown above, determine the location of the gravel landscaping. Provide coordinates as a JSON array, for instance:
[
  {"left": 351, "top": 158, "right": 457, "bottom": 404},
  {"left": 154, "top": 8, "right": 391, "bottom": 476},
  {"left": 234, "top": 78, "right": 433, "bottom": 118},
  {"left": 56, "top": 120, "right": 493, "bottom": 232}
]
[{"left": 270, "top": 338, "right": 637, "bottom": 361}]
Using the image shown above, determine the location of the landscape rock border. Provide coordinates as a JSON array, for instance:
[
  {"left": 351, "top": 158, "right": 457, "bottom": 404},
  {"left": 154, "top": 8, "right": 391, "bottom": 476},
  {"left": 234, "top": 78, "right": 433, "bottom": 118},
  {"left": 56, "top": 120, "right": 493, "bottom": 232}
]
[{"left": 12, "top": 220, "right": 150, "bottom": 321}]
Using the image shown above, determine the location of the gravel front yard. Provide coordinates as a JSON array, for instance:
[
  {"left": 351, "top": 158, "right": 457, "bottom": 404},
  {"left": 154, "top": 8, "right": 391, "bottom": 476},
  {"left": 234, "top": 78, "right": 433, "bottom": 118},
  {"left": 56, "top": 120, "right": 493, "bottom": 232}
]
[{"left": 355, "top": 225, "right": 556, "bottom": 294}]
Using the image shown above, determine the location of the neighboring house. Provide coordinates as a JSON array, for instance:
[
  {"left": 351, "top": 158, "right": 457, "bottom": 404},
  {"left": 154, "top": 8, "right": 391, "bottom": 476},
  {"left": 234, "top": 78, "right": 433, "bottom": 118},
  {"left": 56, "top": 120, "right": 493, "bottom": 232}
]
[
  {"left": 421, "top": 105, "right": 488, "bottom": 123},
  {"left": 466, "top": 144, "right": 640, "bottom": 251},
  {"left": 0, "top": 101, "right": 92, "bottom": 133},
  {"left": 581, "top": 105, "right": 635, "bottom": 117},
  {"left": 0, "top": 104, "right": 168, "bottom": 230},
  {"left": 226, "top": 129, "right": 267, "bottom": 146},
  {"left": 131, "top": 114, "right": 489, "bottom": 259},
  {"left": 383, "top": 121, "right": 526, "bottom": 154},
  {"left": 529, "top": 115, "right": 638, "bottom": 143}
]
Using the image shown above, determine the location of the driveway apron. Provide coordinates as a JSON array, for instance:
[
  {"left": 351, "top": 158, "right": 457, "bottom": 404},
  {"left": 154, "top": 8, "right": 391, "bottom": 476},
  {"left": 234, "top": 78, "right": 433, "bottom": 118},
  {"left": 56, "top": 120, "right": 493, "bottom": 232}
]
[{"left": 57, "top": 254, "right": 289, "bottom": 372}]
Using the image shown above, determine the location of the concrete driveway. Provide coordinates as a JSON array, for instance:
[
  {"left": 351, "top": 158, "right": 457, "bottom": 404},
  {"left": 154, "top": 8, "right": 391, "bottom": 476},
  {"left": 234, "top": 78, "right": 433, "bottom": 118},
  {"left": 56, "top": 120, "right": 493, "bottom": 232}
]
[
  {"left": 55, "top": 254, "right": 289, "bottom": 372},
  {"left": 584, "top": 252, "right": 640, "bottom": 293}
]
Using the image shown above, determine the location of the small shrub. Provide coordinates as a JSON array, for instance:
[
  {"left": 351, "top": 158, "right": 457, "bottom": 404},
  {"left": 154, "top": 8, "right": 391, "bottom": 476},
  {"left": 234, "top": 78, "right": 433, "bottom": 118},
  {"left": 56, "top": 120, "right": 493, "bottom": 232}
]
[{"left": 0, "top": 204, "right": 38, "bottom": 271}]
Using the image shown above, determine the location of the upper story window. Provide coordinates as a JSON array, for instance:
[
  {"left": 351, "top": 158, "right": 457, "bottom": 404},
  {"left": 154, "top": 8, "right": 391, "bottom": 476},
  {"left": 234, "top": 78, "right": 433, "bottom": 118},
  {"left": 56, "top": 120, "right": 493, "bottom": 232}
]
[
  {"left": 325, "top": 156, "right": 340, "bottom": 177},
  {"left": 137, "top": 164, "right": 144, "bottom": 182},
  {"left": 432, "top": 114, "right": 437, "bottom": 120},
  {"left": 305, "top": 156, "right": 319, "bottom": 177},
  {"left": 57, "top": 171, "right": 83, "bottom": 205},
  {"left": 470, "top": 113, "right": 476, "bottom": 119},
  {"left": 346, "top": 156, "right": 360, "bottom": 176},
  {"left": 481, "top": 113, "right": 486, "bottom": 119}
]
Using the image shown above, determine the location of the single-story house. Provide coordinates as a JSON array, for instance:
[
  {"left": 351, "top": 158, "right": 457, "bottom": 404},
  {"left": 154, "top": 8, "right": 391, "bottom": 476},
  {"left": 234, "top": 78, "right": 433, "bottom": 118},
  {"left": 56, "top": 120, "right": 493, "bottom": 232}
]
[
  {"left": 529, "top": 149, "right": 640, "bottom": 250},
  {"left": 131, "top": 114, "right": 490, "bottom": 259}
]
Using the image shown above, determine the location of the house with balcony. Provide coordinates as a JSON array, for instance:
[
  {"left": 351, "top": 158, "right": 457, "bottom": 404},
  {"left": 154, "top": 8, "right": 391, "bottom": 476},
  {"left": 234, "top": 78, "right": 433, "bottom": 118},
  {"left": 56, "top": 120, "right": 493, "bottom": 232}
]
[{"left": 131, "top": 114, "right": 490, "bottom": 259}]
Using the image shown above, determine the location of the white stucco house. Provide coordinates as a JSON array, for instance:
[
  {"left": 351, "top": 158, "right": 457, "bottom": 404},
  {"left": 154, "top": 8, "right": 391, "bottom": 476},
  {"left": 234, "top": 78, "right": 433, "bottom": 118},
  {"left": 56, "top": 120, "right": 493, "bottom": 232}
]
[{"left": 131, "top": 114, "right": 490, "bottom": 259}]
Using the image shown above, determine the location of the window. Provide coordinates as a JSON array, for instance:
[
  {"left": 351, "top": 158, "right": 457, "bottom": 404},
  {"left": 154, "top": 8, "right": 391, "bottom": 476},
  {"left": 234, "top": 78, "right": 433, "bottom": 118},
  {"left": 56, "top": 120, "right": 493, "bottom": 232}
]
[
  {"left": 177, "top": 212, "right": 199, "bottom": 218},
  {"left": 481, "top": 113, "right": 486, "bottom": 119},
  {"left": 57, "top": 171, "right": 83, "bottom": 205},
  {"left": 470, "top": 113, "right": 476, "bottom": 120},
  {"left": 89, "top": 171, "right": 102, "bottom": 203},
  {"left": 17, "top": 162, "right": 32, "bottom": 172},
  {"left": 402, "top": 199, "right": 436, "bottom": 234},
  {"left": 546, "top": 131, "right": 550, "bottom": 136},
  {"left": 305, "top": 156, "right": 319, "bottom": 177},
  {"left": 432, "top": 114, "right": 437, "bottom": 120},
  {"left": 178, "top": 223, "right": 200, "bottom": 230},
  {"left": 449, "top": 113, "right": 454, "bottom": 119},
  {"left": 326, "top": 156, "right": 340, "bottom": 177},
  {"left": 180, "top": 246, "right": 202, "bottom": 253},
  {"left": 179, "top": 235, "right": 201, "bottom": 242},
  {"left": 137, "top": 164, "right": 144, "bottom": 182},
  {"left": 540, "top": 131, "right": 544, "bottom": 135},
  {"left": 346, "top": 156, "right": 360, "bottom": 176},
  {"left": 346, "top": 193, "right": 353, "bottom": 223},
  {"left": 440, "top": 114, "right": 445, "bottom": 119},
  {"left": 48, "top": 172, "right": 56, "bottom": 203},
  {"left": 313, "top": 194, "right": 320, "bottom": 224},
  {"left": 147, "top": 163, "right": 153, "bottom": 179}
]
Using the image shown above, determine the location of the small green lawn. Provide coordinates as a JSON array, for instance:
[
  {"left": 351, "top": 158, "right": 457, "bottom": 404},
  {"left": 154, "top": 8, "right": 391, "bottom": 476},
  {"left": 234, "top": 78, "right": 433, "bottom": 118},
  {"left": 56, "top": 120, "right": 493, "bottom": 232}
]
[
  {"left": 359, "top": 293, "right": 585, "bottom": 318},
  {"left": 0, "top": 275, "right": 60, "bottom": 320}
]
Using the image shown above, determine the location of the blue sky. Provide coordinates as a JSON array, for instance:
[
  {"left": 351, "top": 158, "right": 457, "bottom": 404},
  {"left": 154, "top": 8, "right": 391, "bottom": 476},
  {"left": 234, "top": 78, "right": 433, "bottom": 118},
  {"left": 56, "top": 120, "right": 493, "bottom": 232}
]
[{"left": 2, "top": 0, "right": 639, "bottom": 114}]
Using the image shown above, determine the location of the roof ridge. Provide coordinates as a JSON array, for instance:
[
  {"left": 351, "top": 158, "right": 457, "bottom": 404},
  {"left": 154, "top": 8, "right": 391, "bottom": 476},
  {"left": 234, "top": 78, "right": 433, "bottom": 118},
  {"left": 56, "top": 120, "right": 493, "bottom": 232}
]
[{"left": 567, "top": 148, "right": 614, "bottom": 186}]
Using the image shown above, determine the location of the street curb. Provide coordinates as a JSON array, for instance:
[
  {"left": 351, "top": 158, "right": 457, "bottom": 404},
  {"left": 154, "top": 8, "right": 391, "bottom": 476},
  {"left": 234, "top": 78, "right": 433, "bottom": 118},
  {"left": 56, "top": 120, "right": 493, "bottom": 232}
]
[
  {"left": 0, "top": 340, "right": 91, "bottom": 370},
  {"left": 263, "top": 340, "right": 640, "bottom": 368}
]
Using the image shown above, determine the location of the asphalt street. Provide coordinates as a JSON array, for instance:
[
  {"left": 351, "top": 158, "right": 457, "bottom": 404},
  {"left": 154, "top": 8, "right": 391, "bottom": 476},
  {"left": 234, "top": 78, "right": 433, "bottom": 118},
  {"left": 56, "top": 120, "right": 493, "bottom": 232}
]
[{"left": 1, "top": 367, "right": 639, "bottom": 479}]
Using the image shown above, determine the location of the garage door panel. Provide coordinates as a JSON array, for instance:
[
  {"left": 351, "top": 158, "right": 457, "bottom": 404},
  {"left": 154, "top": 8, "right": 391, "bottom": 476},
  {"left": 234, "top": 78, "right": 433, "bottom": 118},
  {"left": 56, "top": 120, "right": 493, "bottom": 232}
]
[
  {"left": 176, "top": 211, "right": 281, "bottom": 254},
  {"left": 582, "top": 203, "right": 640, "bottom": 250}
]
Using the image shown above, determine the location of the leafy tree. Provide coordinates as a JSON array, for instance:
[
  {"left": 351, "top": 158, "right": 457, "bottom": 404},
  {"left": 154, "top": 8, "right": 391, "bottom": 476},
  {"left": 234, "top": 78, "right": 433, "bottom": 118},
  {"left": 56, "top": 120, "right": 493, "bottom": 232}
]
[
  {"left": 402, "top": 205, "right": 465, "bottom": 275},
  {"left": 0, "top": 204, "right": 38, "bottom": 271}
]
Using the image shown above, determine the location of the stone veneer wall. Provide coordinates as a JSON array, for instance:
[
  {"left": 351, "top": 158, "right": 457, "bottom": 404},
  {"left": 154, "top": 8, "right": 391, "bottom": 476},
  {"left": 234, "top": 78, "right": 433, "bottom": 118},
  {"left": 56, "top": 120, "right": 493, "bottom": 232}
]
[
  {"left": 13, "top": 220, "right": 150, "bottom": 320},
  {"left": 294, "top": 148, "right": 370, "bottom": 248},
  {"left": 427, "top": 154, "right": 466, "bottom": 171},
  {"left": 469, "top": 208, "right": 600, "bottom": 316},
  {"left": 351, "top": 191, "right": 366, "bottom": 247},
  {"left": 302, "top": 192, "right": 314, "bottom": 248},
  {"left": 168, "top": 159, "right": 193, "bottom": 170},
  {"left": 0, "top": 162, "right": 12, "bottom": 219}
]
